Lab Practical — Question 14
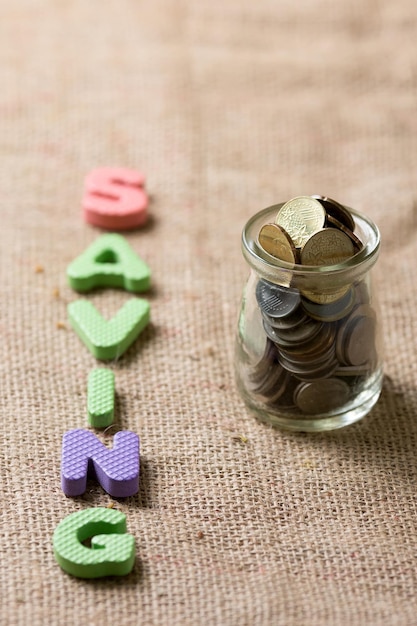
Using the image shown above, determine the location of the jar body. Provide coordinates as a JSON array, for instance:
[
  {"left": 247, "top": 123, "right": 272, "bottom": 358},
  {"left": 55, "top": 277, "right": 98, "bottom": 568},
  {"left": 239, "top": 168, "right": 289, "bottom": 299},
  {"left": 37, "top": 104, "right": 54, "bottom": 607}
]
[{"left": 235, "top": 205, "right": 383, "bottom": 432}]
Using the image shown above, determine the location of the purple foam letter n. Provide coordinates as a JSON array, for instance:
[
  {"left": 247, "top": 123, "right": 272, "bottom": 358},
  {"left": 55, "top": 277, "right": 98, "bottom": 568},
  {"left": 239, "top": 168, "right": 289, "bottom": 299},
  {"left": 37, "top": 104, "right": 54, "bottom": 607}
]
[{"left": 61, "top": 429, "right": 140, "bottom": 498}]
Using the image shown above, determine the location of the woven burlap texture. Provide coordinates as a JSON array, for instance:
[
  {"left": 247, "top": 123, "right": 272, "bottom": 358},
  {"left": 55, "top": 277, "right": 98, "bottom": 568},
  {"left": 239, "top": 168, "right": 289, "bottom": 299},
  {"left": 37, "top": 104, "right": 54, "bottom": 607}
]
[{"left": 1, "top": 1, "right": 417, "bottom": 625}]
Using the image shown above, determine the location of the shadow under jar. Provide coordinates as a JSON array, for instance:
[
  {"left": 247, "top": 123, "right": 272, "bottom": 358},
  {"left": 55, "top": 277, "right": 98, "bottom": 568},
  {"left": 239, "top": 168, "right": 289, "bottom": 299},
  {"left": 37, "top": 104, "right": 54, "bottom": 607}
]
[{"left": 235, "top": 203, "right": 383, "bottom": 432}]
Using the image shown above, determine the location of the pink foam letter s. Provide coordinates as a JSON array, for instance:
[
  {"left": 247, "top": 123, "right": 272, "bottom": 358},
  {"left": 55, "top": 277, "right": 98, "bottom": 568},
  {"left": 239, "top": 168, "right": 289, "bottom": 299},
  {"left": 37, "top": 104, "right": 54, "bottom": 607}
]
[{"left": 83, "top": 167, "right": 148, "bottom": 230}]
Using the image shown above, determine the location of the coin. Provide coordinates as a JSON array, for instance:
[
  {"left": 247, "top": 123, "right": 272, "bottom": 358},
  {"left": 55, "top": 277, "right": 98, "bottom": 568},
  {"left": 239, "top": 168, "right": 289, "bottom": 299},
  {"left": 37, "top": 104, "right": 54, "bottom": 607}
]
[
  {"left": 326, "top": 215, "right": 363, "bottom": 251},
  {"left": 344, "top": 316, "right": 376, "bottom": 366},
  {"left": 301, "top": 287, "right": 355, "bottom": 322},
  {"left": 250, "top": 339, "right": 278, "bottom": 384},
  {"left": 258, "top": 223, "right": 298, "bottom": 263},
  {"left": 268, "top": 317, "right": 323, "bottom": 344},
  {"left": 335, "top": 305, "right": 377, "bottom": 366},
  {"left": 267, "top": 374, "right": 299, "bottom": 409},
  {"left": 275, "top": 196, "right": 326, "bottom": 248},
  {"left": 261, "top": 307, "right": 307, "bottom": 330},
  {"left": 254, "top": 360, "right": 287, "bottom": 396},
  {"left": 277, "top": 323, "right": 336, "bottom": 358},
  {"left": 255, "top": 280, "right": 300, "bottom": 319},
  {"left": 294, "top": 378, "right": 351, "bottom": 414},
  {"left": 291, "top": 359, "right": 339, "bottom": 382},
  {"left": 334, "top": 365, "right": 371, "bottom": 376},
  {"left": 300, "top": 286, "right": 350, "bottom": 305},
  {"left": 251, "top": 196, "right": 378, "bottom": 420},
  {"left": 312, "top": 195, "right": 355, "bottom": 232},
  {"left": 300, "top": 228, "right": 354, "bottom": 266}
]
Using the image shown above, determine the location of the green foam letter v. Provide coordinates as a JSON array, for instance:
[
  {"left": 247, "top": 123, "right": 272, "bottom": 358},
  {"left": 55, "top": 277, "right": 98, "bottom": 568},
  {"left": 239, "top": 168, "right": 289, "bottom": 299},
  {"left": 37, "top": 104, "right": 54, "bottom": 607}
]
[
  {"left": 68, "top": 298, "right": 150, "bottom": 360},
  {"left": 53, "top": 507, "right": 135, "bottom": 578}
]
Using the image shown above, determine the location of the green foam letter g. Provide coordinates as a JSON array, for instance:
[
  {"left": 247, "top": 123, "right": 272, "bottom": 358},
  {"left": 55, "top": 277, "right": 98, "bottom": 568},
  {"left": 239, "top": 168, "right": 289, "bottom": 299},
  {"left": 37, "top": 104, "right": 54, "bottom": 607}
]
[{"left": 53, "top": 507, "right": 135, "bottom": 578}]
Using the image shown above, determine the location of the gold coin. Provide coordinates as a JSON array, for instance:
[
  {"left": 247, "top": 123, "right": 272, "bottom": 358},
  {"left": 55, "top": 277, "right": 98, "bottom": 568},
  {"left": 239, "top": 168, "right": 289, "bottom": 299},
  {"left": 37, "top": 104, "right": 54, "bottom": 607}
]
[
  {"left": 326, "top": 215, "right": 363, "bottom": 251},
  {"left": 258, "top": 223, "right": 298, "bottom": 263},
  {"left": 275, "top": 196, "right": 326, "bottom": 248},
  {"left": 300, "top": 228, "right": 354, "bottom": 266},
  {"left": 301, "top": 286, "right": 350, "bottom": 304}
]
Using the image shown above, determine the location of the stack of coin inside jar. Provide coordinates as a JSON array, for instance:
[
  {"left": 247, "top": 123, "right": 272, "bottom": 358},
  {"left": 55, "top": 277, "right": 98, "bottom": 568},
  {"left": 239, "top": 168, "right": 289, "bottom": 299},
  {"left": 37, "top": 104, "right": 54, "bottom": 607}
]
[{"left": 251, "top": 195, "right": 378, "bottom": 416}]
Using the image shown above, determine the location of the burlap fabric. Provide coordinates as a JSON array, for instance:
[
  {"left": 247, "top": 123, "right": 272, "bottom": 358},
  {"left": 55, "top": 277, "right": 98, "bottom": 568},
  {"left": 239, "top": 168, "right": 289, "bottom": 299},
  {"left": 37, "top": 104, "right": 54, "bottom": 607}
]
[{"left": 2, "top": 1, "right": 417, "bottom": 624}]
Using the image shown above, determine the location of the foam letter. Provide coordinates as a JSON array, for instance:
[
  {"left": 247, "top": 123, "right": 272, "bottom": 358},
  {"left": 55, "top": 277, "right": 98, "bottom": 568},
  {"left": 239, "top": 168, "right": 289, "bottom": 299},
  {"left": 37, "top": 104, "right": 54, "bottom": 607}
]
[
  {"left": 53, "top": 507, "right": 135, "bottom": 578},
  {"left": 67, "top": 234, "right": 151, "bottom": 293},
  {"left": 61, "top": 429, "right": 140, "bottom": 497},
  {"left": 87, "top": 368, "right": 115, "bottom": 428},
  {"left": 67, "top": 298, "right": 150, "bottom": 360},
  {"left": 83, "top": 167, "right": 148, "bottom": 230}
]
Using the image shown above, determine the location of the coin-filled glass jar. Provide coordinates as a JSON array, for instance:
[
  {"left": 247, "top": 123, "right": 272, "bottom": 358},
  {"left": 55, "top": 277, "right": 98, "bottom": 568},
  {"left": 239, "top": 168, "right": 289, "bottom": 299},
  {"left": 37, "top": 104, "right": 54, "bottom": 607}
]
[{"left": 235, "top": 202, "right": 383, "bottom": 432}]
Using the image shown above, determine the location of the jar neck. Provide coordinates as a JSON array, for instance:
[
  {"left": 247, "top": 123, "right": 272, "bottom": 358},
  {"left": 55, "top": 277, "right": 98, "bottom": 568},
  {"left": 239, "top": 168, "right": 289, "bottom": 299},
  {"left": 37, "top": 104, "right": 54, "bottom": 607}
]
[{"left": 242, "top": 204, "right": 380, "bottom": 289}]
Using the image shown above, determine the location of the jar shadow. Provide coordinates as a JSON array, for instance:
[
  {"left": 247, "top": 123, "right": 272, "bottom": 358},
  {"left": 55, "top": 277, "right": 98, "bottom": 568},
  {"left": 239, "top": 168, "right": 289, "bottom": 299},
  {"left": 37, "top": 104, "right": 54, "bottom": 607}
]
[{"left": 276, "top": 374, "right": 417, "bottom": 480}]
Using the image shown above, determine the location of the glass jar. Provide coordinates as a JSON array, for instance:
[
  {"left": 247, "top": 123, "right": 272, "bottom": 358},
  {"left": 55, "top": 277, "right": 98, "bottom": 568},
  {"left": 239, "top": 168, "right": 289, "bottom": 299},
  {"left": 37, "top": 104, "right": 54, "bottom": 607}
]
[{"left": 235, "top": 203, "right": 383, "bottom": 432}]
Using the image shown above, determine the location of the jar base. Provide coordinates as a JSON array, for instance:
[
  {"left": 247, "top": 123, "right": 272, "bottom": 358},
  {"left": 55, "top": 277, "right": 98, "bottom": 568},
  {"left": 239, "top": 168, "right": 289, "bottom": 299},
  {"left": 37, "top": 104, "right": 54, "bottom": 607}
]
[{"left": 238, "top": 369, "right": 383, "bottom": 432}]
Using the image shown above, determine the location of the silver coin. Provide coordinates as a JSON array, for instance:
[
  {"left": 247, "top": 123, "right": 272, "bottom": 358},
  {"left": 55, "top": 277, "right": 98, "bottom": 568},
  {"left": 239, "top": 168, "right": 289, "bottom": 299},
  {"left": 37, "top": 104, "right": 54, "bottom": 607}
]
[
  {"left": 279, "top": 351, "right": 339, "bottom": 374},
  {"left": 344, "top": 316, "right": 376, "bottom": 366},
  {"left": 294, "top": 378, "right": 351, "bottom": 415},
  {"left": 277, "top": 323, "right": 336, "bottom": 358},
  {"left": 256, "top": 280, "right": 300, "bottom": 319},
  {"left": 334, "top": 365, "right": 371, "bottom": 377},
  {"left": 335, "top": 305, "right": 377, "bottom": 366},
  {"left": 265, "top": 370, "right": 292, "bottom": 403},
  {"left": 301, "top": 287, "right": 355, "bottom": 322},
  {"left": 261, "top": 307, "right": 307, "bottom": 330},
  {"left": 250, "top": 339, "right": 279, "bottom": 384},
  {"left": 252, "top": 359, "right": 287, "bottom": 396},
  {"left": 291, "top": 359, "right": 339, "bottom": 382},
  {"left": 267, "top": 375, "right": 299, "bottom": 409},
  {"left": 271, "top": 318, "right": 323, "bottom": 346},
  {"left": 354, "top": 280, "right": 371, "bottom": 304},
  {"left": 262, "top": 320, "right": 284, "bottom": 344},
  {"left": 278, "top": 340, "right": 336, "bottom": 368}
]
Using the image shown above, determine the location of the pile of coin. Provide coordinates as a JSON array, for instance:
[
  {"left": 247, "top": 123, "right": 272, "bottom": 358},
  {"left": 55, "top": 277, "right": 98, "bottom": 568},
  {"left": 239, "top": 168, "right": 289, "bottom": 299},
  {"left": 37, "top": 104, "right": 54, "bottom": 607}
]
[{"left": 250, "top": 195, "right": 378, "bottom": 416}]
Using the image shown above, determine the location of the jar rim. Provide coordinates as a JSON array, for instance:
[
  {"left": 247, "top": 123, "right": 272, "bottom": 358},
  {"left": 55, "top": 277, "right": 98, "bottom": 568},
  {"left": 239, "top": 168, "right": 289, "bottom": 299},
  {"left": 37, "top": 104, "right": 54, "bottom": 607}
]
[{"left": 242, "top": 203, "right": 380, "bottom": 278}]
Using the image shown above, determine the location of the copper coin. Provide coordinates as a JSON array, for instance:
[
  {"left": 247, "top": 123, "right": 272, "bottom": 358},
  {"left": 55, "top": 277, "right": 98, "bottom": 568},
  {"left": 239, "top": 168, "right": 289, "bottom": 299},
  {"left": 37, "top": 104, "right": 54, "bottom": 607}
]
[
  {"left": 258, "top": 223, "right": 298, "bottom": 263},
  {"left": 300, "top": 228, "right": 354, "bottom": 266},
  {"left": 275, "top": 196, "right": 326, "bottom": 248},
  {"left": 312, "top": 194, "right": 355, "bottom": 232},
  {"left": 294, "top": 378, "right": 351, "bottom": 415}
]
